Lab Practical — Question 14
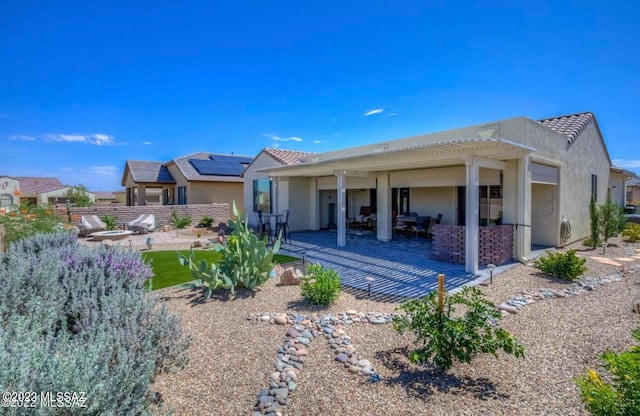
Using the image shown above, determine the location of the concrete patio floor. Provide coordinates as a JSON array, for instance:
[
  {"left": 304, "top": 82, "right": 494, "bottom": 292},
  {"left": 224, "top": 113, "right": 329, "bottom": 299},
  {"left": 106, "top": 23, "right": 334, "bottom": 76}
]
[{"left": 276, "top": 229, "right": 521, "bottom": 302}]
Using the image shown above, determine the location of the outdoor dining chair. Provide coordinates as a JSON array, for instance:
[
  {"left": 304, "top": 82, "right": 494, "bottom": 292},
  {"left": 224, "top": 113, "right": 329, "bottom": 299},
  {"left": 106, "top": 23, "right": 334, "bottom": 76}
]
[{"left": 276, "top": 209, "right": 290, "bottom": 244}]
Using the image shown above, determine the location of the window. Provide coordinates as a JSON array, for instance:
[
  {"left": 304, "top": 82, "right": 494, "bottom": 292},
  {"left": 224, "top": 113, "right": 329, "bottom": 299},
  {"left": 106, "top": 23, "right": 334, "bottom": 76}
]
[
  {"left": 0, "top": 193, "right": 12, "bottom": 208},
  {"left": 480, "top": 185, "right": 503, "bottom": 225},
  {"left": 253, "top": 179, "right": 272, "bottom": 213},
  {"left": 177, "top": 186, "right": 187, "bottom": 205},
  {"left": 591, "top": 175, "right": 598, "bottom": 201}
]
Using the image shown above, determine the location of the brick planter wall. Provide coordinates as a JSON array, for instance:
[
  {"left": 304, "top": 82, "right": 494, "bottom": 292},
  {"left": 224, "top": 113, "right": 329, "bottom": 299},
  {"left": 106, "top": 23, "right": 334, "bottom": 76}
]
[
  {"left": 67, "top": 204, "right": 230, "bottom": 228},
  {"left": 478, "top": 224, "right": 514, "bottom": 266},
  {"left": 431, "top": 224, "right": 514, "bottom": 266}
]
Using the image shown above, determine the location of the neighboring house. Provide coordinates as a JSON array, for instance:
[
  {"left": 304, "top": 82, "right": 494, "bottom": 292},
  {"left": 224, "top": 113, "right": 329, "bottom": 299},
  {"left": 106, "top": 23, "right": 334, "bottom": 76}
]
[
  {"left": 94, "top": 191, "right": 125, "bottom": 204},
  {"left": 627, "top": 177, "right": 640, "bottom": 204},
  {"left": 245, "top": 112, "right": 632, "bottom": 274},
  {"left": 0, "top": 176, "right": 95, "bottom": 205},
  {"left": 122, "top": 152, "right": 253, "bottom": 208},
  {"left": 0, "top": 176, "right": 21, "bottom": 208}
]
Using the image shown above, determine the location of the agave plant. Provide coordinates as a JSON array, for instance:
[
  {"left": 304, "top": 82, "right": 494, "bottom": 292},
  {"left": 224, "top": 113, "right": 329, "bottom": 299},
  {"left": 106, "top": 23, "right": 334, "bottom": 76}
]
[{"left": 178, "top": 201, "right": 280, "bottom": 297}]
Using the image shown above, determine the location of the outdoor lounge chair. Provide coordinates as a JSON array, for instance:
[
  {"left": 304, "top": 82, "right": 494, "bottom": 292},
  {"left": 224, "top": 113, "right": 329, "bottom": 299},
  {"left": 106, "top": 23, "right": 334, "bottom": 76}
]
[
  {"left": 127, "top": 214, "right": 157, "bottom": 234},
  {"left": 77, "top": 215, "right": 107, "bottom": 237}
]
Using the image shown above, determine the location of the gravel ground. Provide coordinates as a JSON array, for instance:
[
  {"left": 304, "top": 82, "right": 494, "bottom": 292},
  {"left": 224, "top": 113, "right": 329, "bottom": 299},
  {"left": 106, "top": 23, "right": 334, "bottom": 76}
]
[{"left": 148, "top": 234, "right": 640, "bottom": 416}]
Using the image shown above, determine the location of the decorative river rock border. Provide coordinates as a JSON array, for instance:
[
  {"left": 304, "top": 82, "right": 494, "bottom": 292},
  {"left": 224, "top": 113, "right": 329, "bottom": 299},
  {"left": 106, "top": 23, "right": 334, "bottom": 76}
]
[{"left": 248, "top": 266, "right": 638, "bottom": 415}]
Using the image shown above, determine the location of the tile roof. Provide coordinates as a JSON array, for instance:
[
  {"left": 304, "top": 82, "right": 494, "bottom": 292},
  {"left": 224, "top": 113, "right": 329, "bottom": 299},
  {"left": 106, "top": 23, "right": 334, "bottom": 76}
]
[
  {"left": 537, "top": 112, "right": 594, "bottom": 143},
  {"left": 127, "top": 161, "right": 176, "bottom": 183},
  {"left": 263, "top": 148, "right": 315, "bottom": 165},
  {"left": 15, "top": 177, "right": 68, "bottom": 194}
]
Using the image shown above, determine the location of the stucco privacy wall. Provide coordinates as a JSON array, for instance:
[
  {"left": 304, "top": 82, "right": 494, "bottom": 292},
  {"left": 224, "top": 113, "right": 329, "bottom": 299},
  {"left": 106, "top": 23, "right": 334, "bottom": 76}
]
[{"left": 69, "top": 204, "right": 230, "bottom": 229}]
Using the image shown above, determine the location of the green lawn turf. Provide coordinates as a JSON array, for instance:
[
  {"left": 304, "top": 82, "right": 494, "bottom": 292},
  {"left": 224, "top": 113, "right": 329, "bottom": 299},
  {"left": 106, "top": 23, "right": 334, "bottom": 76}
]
[{"left": 142, "top": 250, "right": 301, "bottom": 291}]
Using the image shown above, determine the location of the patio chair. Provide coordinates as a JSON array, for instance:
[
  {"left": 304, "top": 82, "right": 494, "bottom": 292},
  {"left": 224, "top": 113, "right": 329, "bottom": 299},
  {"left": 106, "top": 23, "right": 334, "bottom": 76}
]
[
  {"left": 127, "top": 214, "right": 157, "bottom": 234},
  {"left": 349, "top": 206, "right": 372, "bottom": 231},
  {"left": 413, "top": 216, "right": 431, "bottom": 238},
  {"left": 78, "top": 215, "right": 107, "bottom": 238},
  {"left": 276, "top": 209, "right": 290, "bottom": 244}
]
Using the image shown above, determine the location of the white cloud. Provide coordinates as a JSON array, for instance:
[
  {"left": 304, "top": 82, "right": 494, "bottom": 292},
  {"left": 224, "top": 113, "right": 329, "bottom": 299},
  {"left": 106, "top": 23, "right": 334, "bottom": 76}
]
[
  {"left": 612, "top": 159, "right": 640, "bottom": 170},
  {"left": 142, "top": 141, "right": 152, "bottom": 146},
  {"left": 88, "top": 165, "right": 119, "bottom": 177},
  {"left": 364, "top": 108, "right": 384, "bottom": 116},
  {"left": 263, "top": 133, "right": 303, "bottom": 142},
  {"left": 313, "top": 140, "right": 322, "bottom": 144},
  {"left": 90, "top": 134, "right": 114, "bottom": 145},
  {"left": 44, "top": 133, "right": 115, "bottom": 145},
  {"left": 10, "top": 134, "right": 36, "bottom": 141}
]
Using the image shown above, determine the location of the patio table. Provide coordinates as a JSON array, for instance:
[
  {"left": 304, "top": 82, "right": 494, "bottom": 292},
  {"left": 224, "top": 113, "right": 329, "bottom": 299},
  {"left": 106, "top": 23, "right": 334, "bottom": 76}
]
[{"left": 261, "top": 213, "right": 282, "bottom": 242}]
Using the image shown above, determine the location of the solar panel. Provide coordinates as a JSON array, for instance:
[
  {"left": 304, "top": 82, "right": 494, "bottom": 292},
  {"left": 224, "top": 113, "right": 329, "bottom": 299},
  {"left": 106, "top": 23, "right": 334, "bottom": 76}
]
[{"left": 189, "top": 156, "right": 250, "bottom": 176}]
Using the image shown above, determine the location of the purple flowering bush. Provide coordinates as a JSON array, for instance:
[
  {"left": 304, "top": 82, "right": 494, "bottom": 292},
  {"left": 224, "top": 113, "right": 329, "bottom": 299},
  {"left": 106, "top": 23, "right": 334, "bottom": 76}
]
[{"left": 0, "top": 232, "right": 190, "bottom": 414}]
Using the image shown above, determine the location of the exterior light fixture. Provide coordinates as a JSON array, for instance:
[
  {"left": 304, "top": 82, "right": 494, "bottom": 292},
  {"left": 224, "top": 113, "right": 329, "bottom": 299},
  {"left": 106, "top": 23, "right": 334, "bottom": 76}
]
[
  {"left": 487, "top": 264, "right": 496, "bottom": 284},
  {"left": 365, "top": 276, "right": 374, "bottom": 297}
]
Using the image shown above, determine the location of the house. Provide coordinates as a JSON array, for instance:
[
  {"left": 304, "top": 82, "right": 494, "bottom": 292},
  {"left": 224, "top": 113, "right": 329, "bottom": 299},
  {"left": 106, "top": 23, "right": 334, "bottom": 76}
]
[
  {"left": 122, "top": 152, "right": 253, "bottom": 208},
  {"left": 244, "top": 112, "right": 633, "bottom": 274},
  {"left": 627, "top": 177, "right": 640, "bottom": 204},
  {"left": 0, "top": 176, "right": 21, "bottom": 208},
  {"left": 242, "top": 148, "right": 315, "bottom": 230},
  {"left": 94, "top": 191, "right": 125, "bottom": 205},
  {"left": 2, "top": 176, "right": 96, "bottom": 206}
]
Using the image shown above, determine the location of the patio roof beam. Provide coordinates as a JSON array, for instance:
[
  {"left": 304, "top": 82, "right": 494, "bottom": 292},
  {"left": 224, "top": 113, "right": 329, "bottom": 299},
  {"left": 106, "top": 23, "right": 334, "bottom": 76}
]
[{"left": 332, "top": 169, "right": 377, "bottom": 178}]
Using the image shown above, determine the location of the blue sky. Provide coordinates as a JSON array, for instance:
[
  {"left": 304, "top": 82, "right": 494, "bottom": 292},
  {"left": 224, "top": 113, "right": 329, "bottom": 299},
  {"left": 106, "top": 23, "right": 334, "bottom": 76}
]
[{"left": 1, "top": 0, "right": 639, "bottom": 191}]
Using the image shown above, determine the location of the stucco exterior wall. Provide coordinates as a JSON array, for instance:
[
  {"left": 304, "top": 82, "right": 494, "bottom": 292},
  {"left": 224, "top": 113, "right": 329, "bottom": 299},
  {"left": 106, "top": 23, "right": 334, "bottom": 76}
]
[
  {"left": 0, "top": 177, "right": 20, "bottom": 207},
  {"left": 528, "top": 120, "right": 610, "bottom": 244},
  {"left": 189, "top": 181, "right": 243, "bottom": 207},
  {"left": 410, "top": 187, "right": 456, "bottom": 225},
  {"left": 286, "top": 177, "right": 311, "bottom": 231},
  {"left": 243, "top": 152, "right": 280, "bottom": 220},
  {"left": 608, "top": 172, "right": 627, "bottom": 206},
  {"left": 531, "top": 183, "right": 558, "bottom": 246}
]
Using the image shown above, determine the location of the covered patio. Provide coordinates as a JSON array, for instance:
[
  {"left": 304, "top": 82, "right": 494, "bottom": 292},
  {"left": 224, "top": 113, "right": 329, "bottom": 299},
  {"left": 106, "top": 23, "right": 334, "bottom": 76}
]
[{"left": 277, "top": 230, "right": 514, "bottom": 302}]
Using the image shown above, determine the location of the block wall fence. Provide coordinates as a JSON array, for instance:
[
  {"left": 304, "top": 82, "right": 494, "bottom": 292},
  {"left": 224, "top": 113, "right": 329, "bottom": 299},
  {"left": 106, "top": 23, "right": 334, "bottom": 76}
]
[
  {"left": 431, "top": 224, "right": 514, "bottom": 266},
  {"left": 66, "top": 203, "right": 230, "bottom": 228}
]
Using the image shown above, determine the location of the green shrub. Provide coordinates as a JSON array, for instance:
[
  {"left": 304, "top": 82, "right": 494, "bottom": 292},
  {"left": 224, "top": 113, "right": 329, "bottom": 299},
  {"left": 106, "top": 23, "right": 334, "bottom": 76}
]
[
  {"left": 196, "top": 215, "right": 213, "bottom": 228},
  {"left": 0, "top": 203, "right": 60, "bottom": 250},
  {"left": 393, "top": 286, "right": 524, "bottom": 371},
  {"left": 171, "top": 211, "right": 192, "bottom": 229},
  {"left": 0, "top": 232, "right": 190, "bottom": 414},
  {"left": 533, "top": 249, "right": 587, "bottom": 281},
  {"left": 300, "top": 263, "right": 342, "bottom": 306},
  {"left": 622, "top": 223, "right": 640, "bottom": 243},
  {"left": 178, "top": 201, "right": 280, "bottom": 297},
  {"left": 576, "top": 327, "right": 640, "bottom": 416},
  {"left": 101, "top": 214, "right": 118, "bottom": 231},
  {"left": 599, "top": 197, "right": 626, "bottom": 244},
  {"left": 589, "top": 195, "right": 601, "bottom": 249}
]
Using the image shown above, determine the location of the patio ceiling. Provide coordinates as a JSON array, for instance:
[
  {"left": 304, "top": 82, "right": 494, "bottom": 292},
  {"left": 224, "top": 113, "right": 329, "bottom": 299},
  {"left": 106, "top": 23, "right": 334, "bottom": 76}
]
[{"left": 258, "top": 138, "right": 536, "bottom": 177}]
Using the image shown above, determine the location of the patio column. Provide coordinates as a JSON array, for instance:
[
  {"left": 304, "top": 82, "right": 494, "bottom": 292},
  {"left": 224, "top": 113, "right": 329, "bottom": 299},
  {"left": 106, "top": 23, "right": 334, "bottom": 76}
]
[
  {"left": 308, "top": 178, "right": 319, "bottom": 230},
  {"left": 376, "top": 171, "right": 392, "bottom": 242},
  {"left": 337, "top": 170, "right": 346, "bottom": 247},
  {"left": 138, "top": 185, "right": 147, "bottom": 206},
  {"left": 516, "top": 156, "right": 532, "bottom": 263},
  {"left": 465, "top": 157, "right": 479, "bottom": 274}
]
